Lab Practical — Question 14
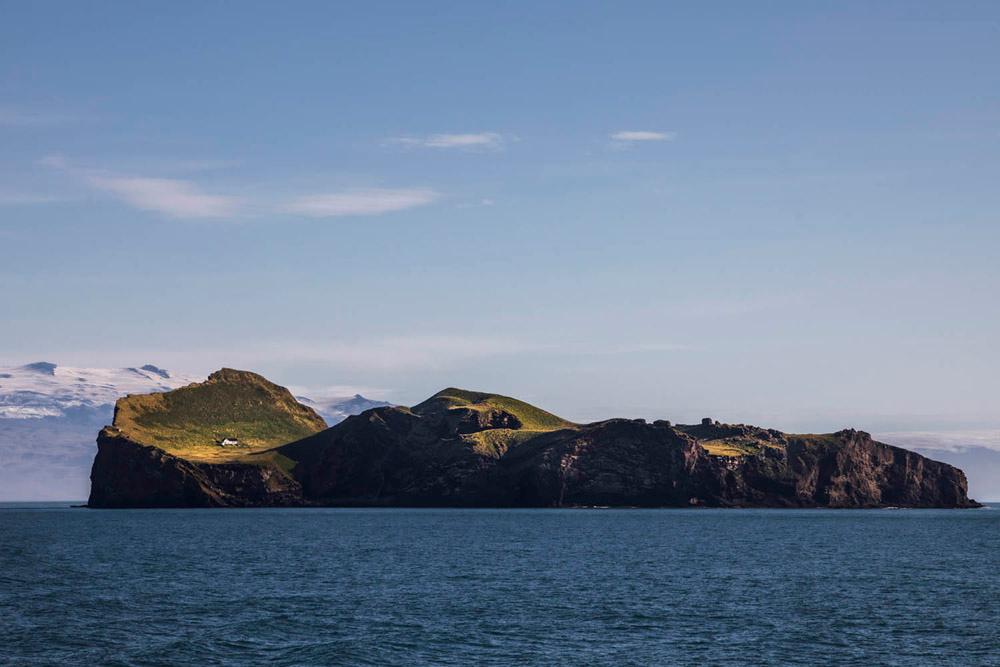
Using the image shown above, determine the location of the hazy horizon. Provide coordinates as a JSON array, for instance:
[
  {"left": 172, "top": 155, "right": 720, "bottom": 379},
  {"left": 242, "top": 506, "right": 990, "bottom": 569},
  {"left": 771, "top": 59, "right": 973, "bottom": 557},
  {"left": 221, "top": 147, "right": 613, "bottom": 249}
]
[{"left": 1, "top": 358, "right": 998, "bottom": 502}]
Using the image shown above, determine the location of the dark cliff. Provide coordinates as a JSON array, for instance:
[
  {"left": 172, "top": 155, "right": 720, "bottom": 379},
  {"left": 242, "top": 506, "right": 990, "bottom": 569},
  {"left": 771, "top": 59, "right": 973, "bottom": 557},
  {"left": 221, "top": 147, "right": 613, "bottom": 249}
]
[
  {"left": 282, "top": 408, "right": 976, "bottom": 508},
  {"left": 88, "top": 381, "right": 978, "bottom": 508},
  {"left": 89, "top": 427, "right": 305, "bottom": 508},
  {"left": 88, "top": 369, "right": 325, "bottom": 508}
]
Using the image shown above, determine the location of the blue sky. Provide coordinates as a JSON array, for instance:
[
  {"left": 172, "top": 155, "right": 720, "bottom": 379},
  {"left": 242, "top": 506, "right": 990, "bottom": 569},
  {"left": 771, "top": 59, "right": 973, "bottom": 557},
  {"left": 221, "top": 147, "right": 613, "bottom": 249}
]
[{"left": 2, "top": 1, "right": 999, "bottom": 432}]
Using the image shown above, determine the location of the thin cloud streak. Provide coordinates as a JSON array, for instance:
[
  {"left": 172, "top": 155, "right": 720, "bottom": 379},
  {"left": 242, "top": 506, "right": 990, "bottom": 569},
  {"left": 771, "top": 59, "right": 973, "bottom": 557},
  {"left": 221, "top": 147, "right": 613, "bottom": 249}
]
[
  {"left": 86, "top": 174, "right": 240, "bottom": 219},
  {"left": 387, "top": 132, "right": 505, "bottom": 150},
  {"left": 286, "top": 188, "right": 440, "bottom": 217},
  {"left": 611, "top": 130, "right": 676, "bottom": 142},
  {"left": 40, "top": 155, "right": 441, "bottom": 220},
  {"left": 40, "top": 155, "right": 241, "bottom": 219}
]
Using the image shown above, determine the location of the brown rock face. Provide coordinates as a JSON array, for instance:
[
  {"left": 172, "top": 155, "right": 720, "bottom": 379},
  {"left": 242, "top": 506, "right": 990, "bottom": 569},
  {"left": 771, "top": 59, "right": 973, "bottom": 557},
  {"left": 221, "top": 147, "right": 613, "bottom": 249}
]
[
  {"left": 87, "top": 382, "right": 979, "bottom": 509},
  {"left": 278, "top": 410, "right": 978, "bottom": 508},
  {"left": 490, "top": 419, "right": 707, "bottom": 506},
  {"left": 782, "top": 430, "right": 974, "bottom": 508}
]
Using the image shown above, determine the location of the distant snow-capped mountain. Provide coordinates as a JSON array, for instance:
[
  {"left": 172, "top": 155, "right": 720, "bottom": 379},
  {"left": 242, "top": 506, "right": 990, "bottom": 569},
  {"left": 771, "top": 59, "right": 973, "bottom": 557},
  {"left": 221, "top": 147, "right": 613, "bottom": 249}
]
[
  {"left": 296, "top": 394, "right": 393, "bottom": 425},
  {"left": 0, "top": 362, "right": 391, "bottom": 501},
  {"left": 0, "top": 362, "right": 204, "bottom": 501},
  {"left": 0, "top": 361, "right": 201, "bottom": 419}
]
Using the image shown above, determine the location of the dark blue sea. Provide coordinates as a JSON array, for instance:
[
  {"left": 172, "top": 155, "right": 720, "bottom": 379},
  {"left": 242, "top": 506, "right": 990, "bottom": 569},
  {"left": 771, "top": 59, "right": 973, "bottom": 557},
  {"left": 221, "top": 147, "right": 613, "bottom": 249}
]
[{"left": 2, "top": 504, "right": 999, "bottom": 666}]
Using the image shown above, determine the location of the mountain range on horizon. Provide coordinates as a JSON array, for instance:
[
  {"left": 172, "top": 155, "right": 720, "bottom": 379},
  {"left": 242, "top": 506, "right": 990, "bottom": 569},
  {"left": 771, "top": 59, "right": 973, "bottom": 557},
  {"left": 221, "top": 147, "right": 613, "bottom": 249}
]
[{"left": 0, "top": 362, "right": 391, "bottom": 501}]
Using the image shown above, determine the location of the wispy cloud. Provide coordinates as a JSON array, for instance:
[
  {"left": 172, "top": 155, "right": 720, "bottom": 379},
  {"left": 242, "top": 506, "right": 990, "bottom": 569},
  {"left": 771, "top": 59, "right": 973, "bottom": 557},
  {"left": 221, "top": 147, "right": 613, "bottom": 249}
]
[
  {"left": 610, "top": 130, "right": 677, "bottom": 143},
  {"left": 41, "top": 155, "right": 443, "bottom": 220},
  {"left": 0, "top": 107, "right": 82, "bottom": 127},
  {"left": 387, "top": 132, "right": 505, "bottom": 150},
  {"left": 85, "top": 174, "right": 240, "bottom": 219},
  {"left": 40, "top": 154, "right": 241, "bottom": 219},
  {"left": 286, "top": 188, "right": 440, "bottom": 218}
]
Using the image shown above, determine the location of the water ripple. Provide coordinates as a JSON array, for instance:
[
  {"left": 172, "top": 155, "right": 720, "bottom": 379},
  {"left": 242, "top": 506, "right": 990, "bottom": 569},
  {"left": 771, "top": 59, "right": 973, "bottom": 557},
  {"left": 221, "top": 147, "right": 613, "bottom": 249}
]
[{"left": 1, "top": 506, "right": 998, "bottom": 665}]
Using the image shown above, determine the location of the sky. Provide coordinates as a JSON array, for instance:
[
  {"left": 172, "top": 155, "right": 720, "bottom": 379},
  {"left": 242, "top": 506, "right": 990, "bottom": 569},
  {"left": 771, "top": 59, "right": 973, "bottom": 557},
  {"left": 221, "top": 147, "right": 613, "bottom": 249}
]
[{"left": 2, "top": 1, "right": 999, "bottom": 437}]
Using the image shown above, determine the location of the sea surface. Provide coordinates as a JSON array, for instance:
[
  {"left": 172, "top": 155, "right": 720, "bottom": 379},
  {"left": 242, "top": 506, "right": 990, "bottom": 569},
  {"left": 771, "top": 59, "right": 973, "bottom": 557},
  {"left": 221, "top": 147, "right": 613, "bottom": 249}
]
[{"left": 1, "top": 504, "right": 999, "bottom": 666}]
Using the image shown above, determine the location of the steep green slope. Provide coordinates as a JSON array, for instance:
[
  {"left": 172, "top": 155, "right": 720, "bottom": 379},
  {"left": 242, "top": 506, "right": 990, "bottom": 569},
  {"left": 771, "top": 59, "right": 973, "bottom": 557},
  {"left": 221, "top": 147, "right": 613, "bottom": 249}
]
[
  {"left": 111, "top": 368, "right": 327, "bottom": 462},
  {"left": 412, "top": 387, "right": 576, "bottom": 431}
]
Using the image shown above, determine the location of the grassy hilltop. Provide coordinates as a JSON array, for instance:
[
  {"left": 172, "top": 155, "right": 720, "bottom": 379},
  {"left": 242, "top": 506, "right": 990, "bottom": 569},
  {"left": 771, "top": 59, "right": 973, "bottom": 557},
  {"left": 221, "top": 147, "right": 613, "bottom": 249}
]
[
  {"left": 410, "top": 387, "right": 577, "bottom": 458},
  {"left": 412, "top": 387, "right": 574, "bottom": 429},
  {"left": 111, "top": 368, "right": 327, "bottom": 462}
]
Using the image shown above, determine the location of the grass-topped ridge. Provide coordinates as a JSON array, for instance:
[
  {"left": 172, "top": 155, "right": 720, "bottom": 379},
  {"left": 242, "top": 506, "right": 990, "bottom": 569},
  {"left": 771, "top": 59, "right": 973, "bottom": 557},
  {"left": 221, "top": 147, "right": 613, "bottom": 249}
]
[
  {"left": 112, "top": 368, "right": 327, "bottom": 462},
  {"left": 412, "top": 387, "right": 576, "bottom": 431}
]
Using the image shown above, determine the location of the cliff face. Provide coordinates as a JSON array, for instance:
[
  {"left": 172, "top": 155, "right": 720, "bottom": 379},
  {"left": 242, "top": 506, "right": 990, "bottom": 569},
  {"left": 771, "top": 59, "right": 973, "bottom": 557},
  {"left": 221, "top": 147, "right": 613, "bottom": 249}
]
[
  {"left": 87, "top": 369, "right": 325, "bottom": 508},
  {"left": 89, "top": 428, "right": 304, "bottom": 508},
  {"left": 285, "top": 411, "right": 977, "bottom": 508},
  {"left": 88, "top": 380, "right": 978, "bottom": 508},
  {"left": 781, "top": 430, "right": 973, "bottom": 508}
]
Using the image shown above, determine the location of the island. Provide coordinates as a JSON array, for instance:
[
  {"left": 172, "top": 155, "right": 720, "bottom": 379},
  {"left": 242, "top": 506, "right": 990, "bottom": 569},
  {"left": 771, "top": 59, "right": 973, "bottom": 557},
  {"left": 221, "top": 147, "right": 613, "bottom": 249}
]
[{"left": 88, "top": 369, "right": 979, "bottom": 508}]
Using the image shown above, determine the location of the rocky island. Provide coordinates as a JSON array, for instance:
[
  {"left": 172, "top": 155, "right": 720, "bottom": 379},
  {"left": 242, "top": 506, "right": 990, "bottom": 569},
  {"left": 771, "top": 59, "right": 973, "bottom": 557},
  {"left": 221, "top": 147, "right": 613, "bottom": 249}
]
[{"left": 88, "top": 369, "right": 979, "bottom": 508}]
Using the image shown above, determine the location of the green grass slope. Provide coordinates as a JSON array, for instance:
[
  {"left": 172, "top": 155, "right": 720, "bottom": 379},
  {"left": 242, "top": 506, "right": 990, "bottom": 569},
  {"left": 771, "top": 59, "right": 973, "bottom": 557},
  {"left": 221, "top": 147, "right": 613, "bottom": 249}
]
[
  {"left": 412, "top": 387, "right": 576, "bottom": 431},
  {"left": 112, "top": 368, "right": 327, "bottom": 462}
]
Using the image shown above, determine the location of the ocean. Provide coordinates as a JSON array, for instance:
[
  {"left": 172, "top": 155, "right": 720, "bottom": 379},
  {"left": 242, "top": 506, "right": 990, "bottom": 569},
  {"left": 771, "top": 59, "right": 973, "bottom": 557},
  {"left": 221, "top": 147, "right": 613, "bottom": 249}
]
[{"left": 2, "top": 504, "right": 998, "bottom": 665}]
